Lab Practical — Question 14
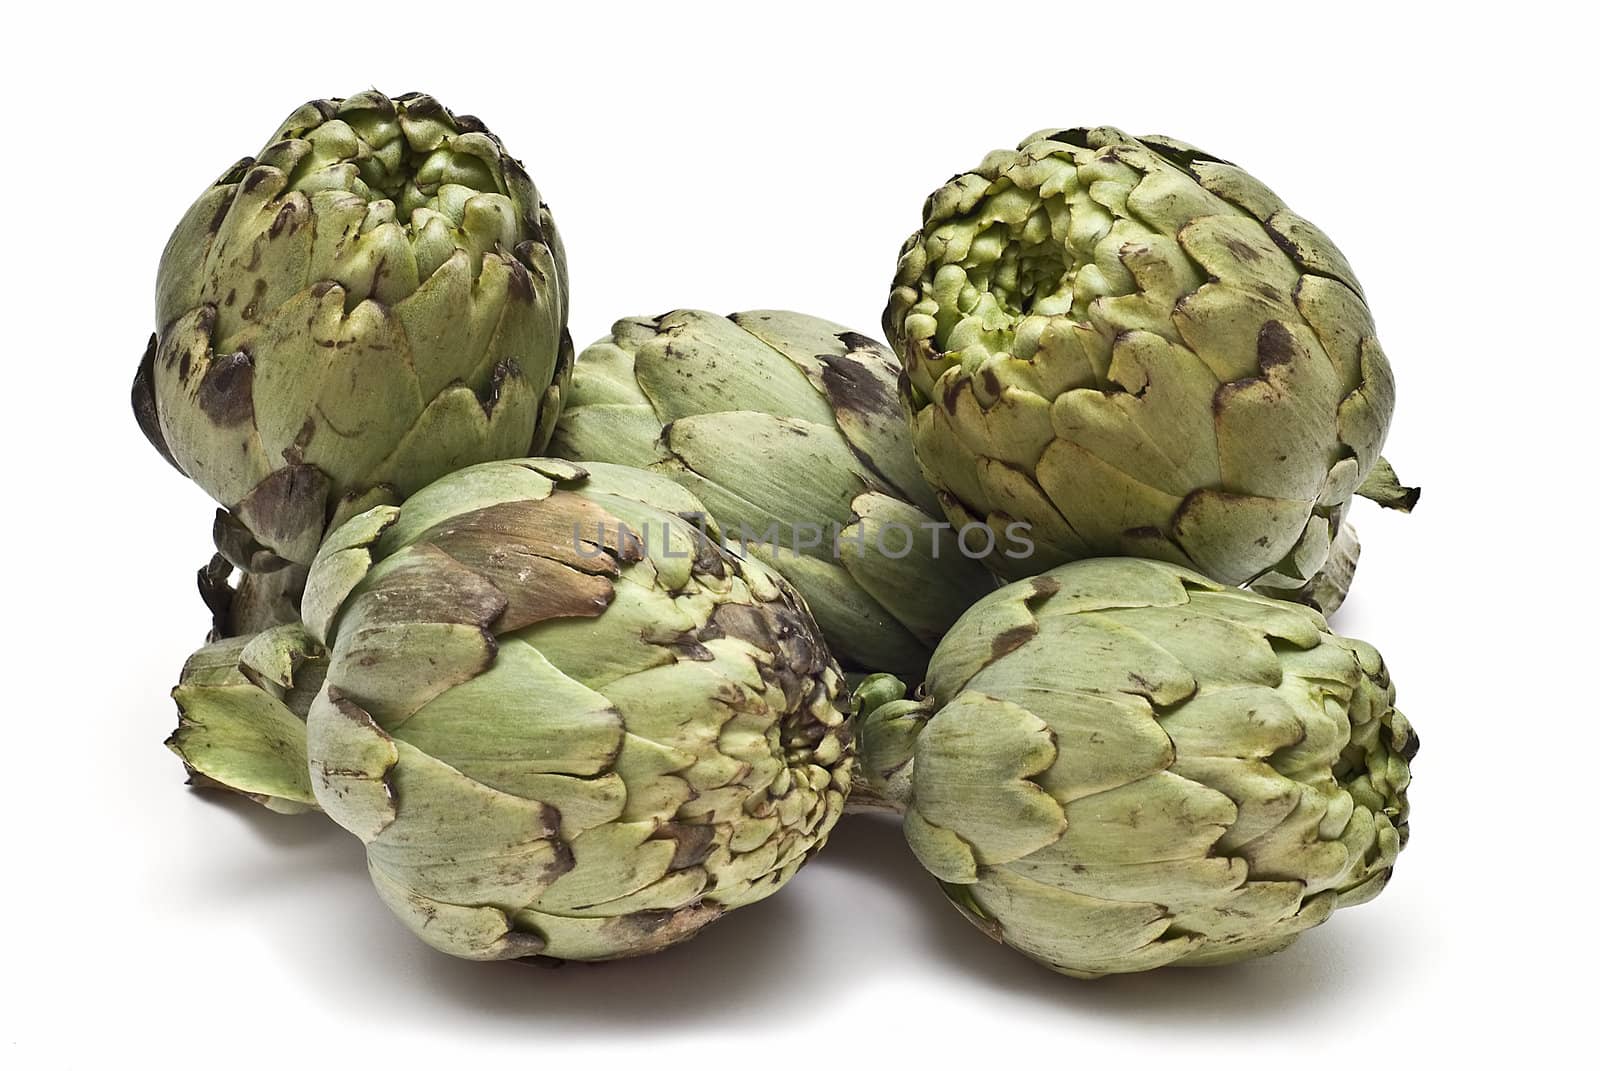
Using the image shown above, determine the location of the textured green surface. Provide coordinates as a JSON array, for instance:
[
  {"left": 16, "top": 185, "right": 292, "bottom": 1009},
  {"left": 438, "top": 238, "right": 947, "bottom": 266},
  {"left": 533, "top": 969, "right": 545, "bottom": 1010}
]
[
  {"left": 166, "top": 624, "right": 326, "bottom": 814},
  {"left": 134, "top": 91, "right": 571, "bottom": 570},
  {"left": 554, "top": 310, "right": 996, "bottom": 680},
  {"left": 884, "top": 128, "right": 1415, "bottom": 610},
  {"left": 301, "top": 459, "right": 853, "bottom": 961},
  {"left": 857, "top": 558, "right": 1415, "bottom": 977}
]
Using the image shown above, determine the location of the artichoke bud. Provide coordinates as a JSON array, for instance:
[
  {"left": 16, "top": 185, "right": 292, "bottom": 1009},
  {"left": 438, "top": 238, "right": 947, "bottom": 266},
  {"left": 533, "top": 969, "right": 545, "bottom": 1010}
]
[
  {"left": 858, "top": 557, "right": 1416, "bottom": 977},
  {"left": 552, "top": 309, "right": 998, "bottom": 682},
  {"left": 300, "top": 458, "right": 854, "bottom": 962},
  {"left": 134, "top": 90, "right": 573, "bottom": 577},
  {"left": 884, "top": 127, "right": 1418, "bottom": 606}
]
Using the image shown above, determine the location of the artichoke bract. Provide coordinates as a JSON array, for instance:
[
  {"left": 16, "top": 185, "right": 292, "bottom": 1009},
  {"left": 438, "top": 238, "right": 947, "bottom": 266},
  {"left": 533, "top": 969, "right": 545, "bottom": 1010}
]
[
  {"left": 552, "top": 310, "right": 996, "bottom": 680},
  {"left": 856, "top": 558, "right": 1415, "bottom": 978},
  {"left": 166, "top": 624, "right": 325, "bottom": 815},
  {"left": 885, "top": 127, "right": 1416, "bottom": 609},
  {"left": 301, "top": 458, "right": 853, "bottom": 961},
  {"left": 133, "top": 90, "right": 572, "bottom": 585}
]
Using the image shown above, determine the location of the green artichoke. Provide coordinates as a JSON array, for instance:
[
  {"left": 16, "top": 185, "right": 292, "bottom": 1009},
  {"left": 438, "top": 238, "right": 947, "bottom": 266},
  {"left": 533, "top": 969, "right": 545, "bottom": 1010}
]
[
  {"left": 855, "top": 557, "right": 1415, "bottom": 978},
  {"left": 299, "top": 458, "right": 853, "bottom": 961},
  {"left": 133, "top": 90, "right": 572, "bottom": 596},
  {"left": 166, "top": 624, "right": 324, "bottom": 815},
  {"left": 885, "top": 127, "right": 1416, "bottom": 610},
  {"left": 552, "top": 310, "right": 996, "bottom": 680}
]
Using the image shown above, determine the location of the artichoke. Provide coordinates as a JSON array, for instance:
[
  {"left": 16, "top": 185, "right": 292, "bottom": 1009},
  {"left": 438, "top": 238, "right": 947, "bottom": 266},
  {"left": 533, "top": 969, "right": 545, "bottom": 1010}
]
[
  {"left": 297, "top": 458, "right": 852, "bottom": 961},
  {"left": 885, "top": 127, "right": 1417, "bottom": 610},
  {"left": 552, "top": 310, "right": 996, "bottom": 680},
  {"left": 166, "top": 624, "right": 324, "bottom": 815},
  {"left": 855, "top": 558, "right": 1415, "bottom": 978},
  {"left": 132, "top": 90, "right": 572, "bottom": 604}
]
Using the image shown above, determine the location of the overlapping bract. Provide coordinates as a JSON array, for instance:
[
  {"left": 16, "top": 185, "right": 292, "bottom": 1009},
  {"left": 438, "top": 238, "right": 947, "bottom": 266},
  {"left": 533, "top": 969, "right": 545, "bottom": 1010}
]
[
  {"left": 553, "top": 310, "right": 995, "bottom": 679},
  {"left": 133, "top": 90, "right": 572, "bottom": 585},
  {"left": 166, "top": 624, "right": 324, "bottom": 814},
  {"left": 299, "top": 459, "right": 853, "bottom": 961},
  {"left": 885, "top": 127, "right": 1414, "bottom": 608},
  {"left": 857, "top": 558, "right": 1414, "bottom": 977}
]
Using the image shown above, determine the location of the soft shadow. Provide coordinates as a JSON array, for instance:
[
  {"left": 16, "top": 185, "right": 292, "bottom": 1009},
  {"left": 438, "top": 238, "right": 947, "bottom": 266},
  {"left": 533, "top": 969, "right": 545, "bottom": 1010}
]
[
  {"left": 405, "top": 885, "right": 824, "bottom": 1029},
  {"left": 816, "top": 812, "right": 1408, "bottom": 1026},
  {"left": 177, "top": 787, "right": 370, "bottom": 905},
  {"left": 243, "top": 814, "right": 872, "bottom": 1033},
  {"left": 185, "top": 785, "right": 345, "bottom": 850},
  {"left": 193, "top": 793, "right": 1408, "bottom": 1030}
]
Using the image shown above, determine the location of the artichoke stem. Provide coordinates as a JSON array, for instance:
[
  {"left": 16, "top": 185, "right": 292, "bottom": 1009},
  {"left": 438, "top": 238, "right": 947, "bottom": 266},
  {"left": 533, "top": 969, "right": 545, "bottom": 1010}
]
[
  {"left": 850, "top": 674, "right": 927, "bottom": 815},
  {"left": 198, "top": 553, "right": 308, "bottom": 641}
]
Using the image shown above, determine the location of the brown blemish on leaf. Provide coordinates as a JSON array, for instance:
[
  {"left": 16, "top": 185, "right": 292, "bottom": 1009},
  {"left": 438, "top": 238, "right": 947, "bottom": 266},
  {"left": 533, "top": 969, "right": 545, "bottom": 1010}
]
[
  {"left": 242, "top": 167, "right": 275, "bottom": 194},
  {"left": 990, "top": 623, "right": 1038, "bottom": 660},
  {"left": 818, "top": 352, "right": 899, "bottom": 419},
  {"left": 1223, "top": 236, "right": 1263, "bottom": 263},
  {"left": 269, "top": 200, "right": 303, "bottom": 238},
  {"left": 131, "top": 334, "right": 181, "bottom": 471},
  {"left": 195, "top": 552, "right": 236, "bottom": 631},
  {"left": 504, "top": 256, "right": 535, "bottom": 302},
  {"left": 400, "top": 94, "right": 447, "bottom": 123},
  {"left": 593, "top": 901, "right": 728, "bottom": 958},
  {"left": 241, "top": 277, "right": 268, "bottom": 321},
  {"left": 211, "top": 507, "right": 292, "bottom": 573},
  {"left": 659, "top": 632, "right": 715, "bottom": 662},
  {"left": 1210, "top": 322, "right": 1298, "bottom": 416},
  {"left": 1393, "top": 720, "right": 1420, "bottom": 762},
  {"left": 358, "top": 544, "right": 511, "bottom": 632},
  {"left": 677, "top": 519, "right": 727, "bottom": 578},
  {"left": 941, "top": 373, "right": 965, "bottom": 412},
  {"left": 1256, "top": 321, "right": 1297, "bottom": 370},
  {"left": 208, "top": 191, "right": 237, "bottom": 235},
  {"left": 479, "top": 359, "right": 525, "bottom": 416},
  {"left": 658, "top": 823, "right": 716, "bottom": 869},
  {"left": 1028, "top": 575, "right": 1062, "bottom": 600},
  {"left": 836, "top": 331, "right": 885, "bottom": 355},
  {"left": 233, "top": 464, "right": 332, "bottom": 560},
  {"left": 714, "top": 591, "right": 828, "bottom": 711},
  {"left": 420, "top": 495, "right": 640, "bottom": 632},
  {"left": 198, "top": 350, "right": 256, "bottom": 426}
]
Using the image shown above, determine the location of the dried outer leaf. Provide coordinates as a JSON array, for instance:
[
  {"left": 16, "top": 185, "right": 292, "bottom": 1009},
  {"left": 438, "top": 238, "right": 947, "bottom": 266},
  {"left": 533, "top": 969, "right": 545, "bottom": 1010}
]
[
  {"left": 1356, "top": 456, "right": 1421, "bottom": 512},
  {"left": 166, "top": 625, "right": 324, "bottom": 813}
]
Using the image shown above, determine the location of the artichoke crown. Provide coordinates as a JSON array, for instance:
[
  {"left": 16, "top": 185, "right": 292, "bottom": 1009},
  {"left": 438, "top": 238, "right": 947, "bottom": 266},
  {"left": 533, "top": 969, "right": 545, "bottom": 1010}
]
[{"left": 885, "top": 127, "right": 1409, "bottom": 601}]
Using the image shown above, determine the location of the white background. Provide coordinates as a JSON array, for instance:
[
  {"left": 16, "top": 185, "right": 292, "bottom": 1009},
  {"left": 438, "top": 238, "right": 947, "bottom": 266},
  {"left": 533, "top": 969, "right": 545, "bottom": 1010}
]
[{"left": 1, "top": 1, "right": 1588, "bottom": 1064}]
